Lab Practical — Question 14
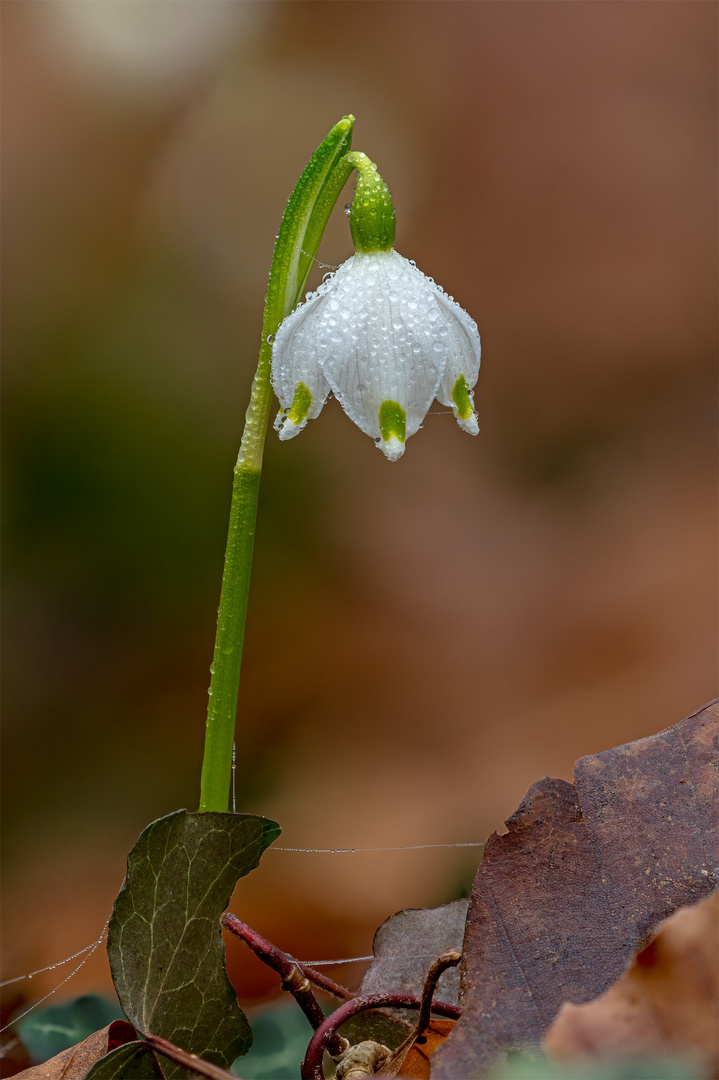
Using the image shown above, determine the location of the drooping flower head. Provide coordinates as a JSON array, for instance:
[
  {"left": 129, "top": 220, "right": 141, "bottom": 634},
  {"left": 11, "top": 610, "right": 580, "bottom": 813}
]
[{"left": 271, "top": 154, "right": 481, "bottom": 461}]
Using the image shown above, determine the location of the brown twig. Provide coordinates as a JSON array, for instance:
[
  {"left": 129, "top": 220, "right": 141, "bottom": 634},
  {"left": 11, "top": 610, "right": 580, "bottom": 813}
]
[
  {"left": 222, "top": 914, "right": 352, "bottom": 999},
  {"left": 143, "top": 1033, "right": 239, "bottom": 1079},
  {"left": 296, "top": 964, "right": 354, "bottom": 1001},
  {"left": 414, "top": 950, "right": 461, "bottom": 1042},
  {"left": 222, "top": 913, "right": 349, "bottom": 1056},
  {"left": 300, "top": 993, "right": 462, "bottom": 1080}
]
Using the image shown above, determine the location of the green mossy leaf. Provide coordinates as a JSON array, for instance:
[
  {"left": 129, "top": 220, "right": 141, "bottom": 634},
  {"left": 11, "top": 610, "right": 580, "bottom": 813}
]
[
  {"left": 232, "top": 1004, "right": 314, "bottom": 1080},
  {"left": 84, "top": 1041, "right": 163, "bottom": 1079},
  {"left": 15, "top": 995, "right": 125, "bottom": 1064},
  {"left": 108, "top": 810, "right": 280, "bottom": 1077}
]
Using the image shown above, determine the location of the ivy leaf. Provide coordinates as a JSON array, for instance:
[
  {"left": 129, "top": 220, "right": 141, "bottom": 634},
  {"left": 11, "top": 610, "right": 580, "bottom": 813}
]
[
  {"left": 108, "top": 810, "right": 279, "bottom": 1077},
  {"left": 433, "top": 700, "right": 718, "bottom": 1079},
  {"left": 232, "top": 1004, "right": 314, "bottom": 1079},
  {"left": 83, "top": 1040, "right": 163, "bottom": 1079}
]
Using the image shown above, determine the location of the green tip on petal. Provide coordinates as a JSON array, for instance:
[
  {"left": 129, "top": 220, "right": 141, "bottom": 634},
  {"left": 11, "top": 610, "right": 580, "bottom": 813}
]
[
  {"left": 451, "top": 374, "right": 472, "bottom": 418},
  {"left": 378, "top": 399, "right": 406, "bottom": 460},
  {"left": 452, "top": 375, "right": 479, "bottom": 435},
  {"left": 275, "top": 381, "right": 313, "bottom": 441},
  {"left": 288, "top": 381, "right": 313, "bottom": 425}
]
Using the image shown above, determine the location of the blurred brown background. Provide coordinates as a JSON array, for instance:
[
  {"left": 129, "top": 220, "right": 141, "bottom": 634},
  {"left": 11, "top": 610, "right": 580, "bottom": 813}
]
[{"left": 2, "top": 0, "right": 717, "bottom": 1020}]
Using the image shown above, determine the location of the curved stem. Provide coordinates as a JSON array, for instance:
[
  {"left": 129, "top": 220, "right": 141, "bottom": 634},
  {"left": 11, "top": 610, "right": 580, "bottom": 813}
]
[
  {"left": 198, "top": 116, "right": 355, "bottom": 812},
  {"left": 300, "top": 994, "right": 462, "bottom": 1080},
  {"left": 413, "top": 951, "right": 461, "bottom": 1043}
]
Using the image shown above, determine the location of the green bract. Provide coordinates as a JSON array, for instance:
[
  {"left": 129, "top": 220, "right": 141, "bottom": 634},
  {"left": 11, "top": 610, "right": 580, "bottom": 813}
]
[{"left": 346, "top": 151, "right": 396, "bottom": 254}]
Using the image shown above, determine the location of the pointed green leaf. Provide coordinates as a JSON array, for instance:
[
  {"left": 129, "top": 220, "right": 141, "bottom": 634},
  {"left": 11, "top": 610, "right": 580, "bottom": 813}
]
[
  {"left": 108, "top": 810, "right": 280, "bottom": 1076},
  {"left": 267, "top": 115, "right": 354, "bottom": 327},
  {"left": 237, "top": 115, "right": 355, "bottom": 472}
]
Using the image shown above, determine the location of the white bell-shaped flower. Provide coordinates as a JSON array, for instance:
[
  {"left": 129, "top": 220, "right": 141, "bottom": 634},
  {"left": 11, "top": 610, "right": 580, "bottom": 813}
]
[{"left": 271, "top": 249, "right": 481, "bottom": 461}]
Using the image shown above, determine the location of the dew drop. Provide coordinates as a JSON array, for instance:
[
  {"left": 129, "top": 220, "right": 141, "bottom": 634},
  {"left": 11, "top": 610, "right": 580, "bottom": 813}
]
[
  {"left": 208, "top": 687, "right": 213, "bottom": 696},
  {"left": 210, "top": 662, "right": 215, "bottom": 675},
  {"left": 267, "top": 333, "right": 275, "bottom": 344}
]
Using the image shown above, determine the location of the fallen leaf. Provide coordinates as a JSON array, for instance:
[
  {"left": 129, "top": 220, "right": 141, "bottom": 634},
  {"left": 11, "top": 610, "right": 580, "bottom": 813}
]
[
  {"left": 108, "top": 809, "right": 280, "bottom": 1078},
  {"left": 338, "top": 899, "right": 468, "bottom": 1056},
  {"left": 433, "top": 700, "right": 718, "bottom": 1079},
  {"left": 360, "top": 900, "right": 468, "bottom": 1022},
  {"left": 543, "top": 892, "right": 718, "bottom": 1074},
  {"left": 12, "top": 1020, "right": 136, "bottom": 1079},
  {"left": 389, "top": 1019, "right": 456, "bottom": 1079}
]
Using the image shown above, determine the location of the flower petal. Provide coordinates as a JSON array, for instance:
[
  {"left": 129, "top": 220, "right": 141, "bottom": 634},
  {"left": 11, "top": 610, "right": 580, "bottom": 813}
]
[
  {"left": 315, "top": 251, "right": 445, "bottom": 443},
  {"left": 270, "top": 289, "right": 332, "bottom": 439},
  {"left": 432, "top": 288, "right": 481, "bottom": 434}
]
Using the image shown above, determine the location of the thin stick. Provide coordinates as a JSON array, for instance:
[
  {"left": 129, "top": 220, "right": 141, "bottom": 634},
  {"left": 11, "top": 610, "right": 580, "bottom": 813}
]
[
  {"left": 222, "top": 913, "right": 352, "bottom": 1000},
  {"left": 297, "top": 965, "right": 354, "bottom": 1001},
  {"left": 222, "top": 914, "right": 349, "bottom": 1056}
]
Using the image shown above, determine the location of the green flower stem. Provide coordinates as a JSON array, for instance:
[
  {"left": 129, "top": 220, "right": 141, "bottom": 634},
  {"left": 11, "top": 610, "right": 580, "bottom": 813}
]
[
  {"left": 199, "top": 463, "right": 260, "bottom": 813},
  {"left": 199, "top": 116, "right": 356, "bottom": 812}
]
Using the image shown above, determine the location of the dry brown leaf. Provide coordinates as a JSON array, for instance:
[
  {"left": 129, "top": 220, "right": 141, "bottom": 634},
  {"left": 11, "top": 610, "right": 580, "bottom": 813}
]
[
  {"left": 433, "top": 700, "right": 718, "bottom": 1079},
  {"left": 544, "top": 892, "right": 719, "bottom": 1073},
  {"left": 359, "top": 900, "right": 467, "bottom": 1034},
  {"left": 13, "top": 1020, "right": 136, "bottom": 1080},
  {"left": 393, "top": 1019, "right": 456, "bottom": 1079}
]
